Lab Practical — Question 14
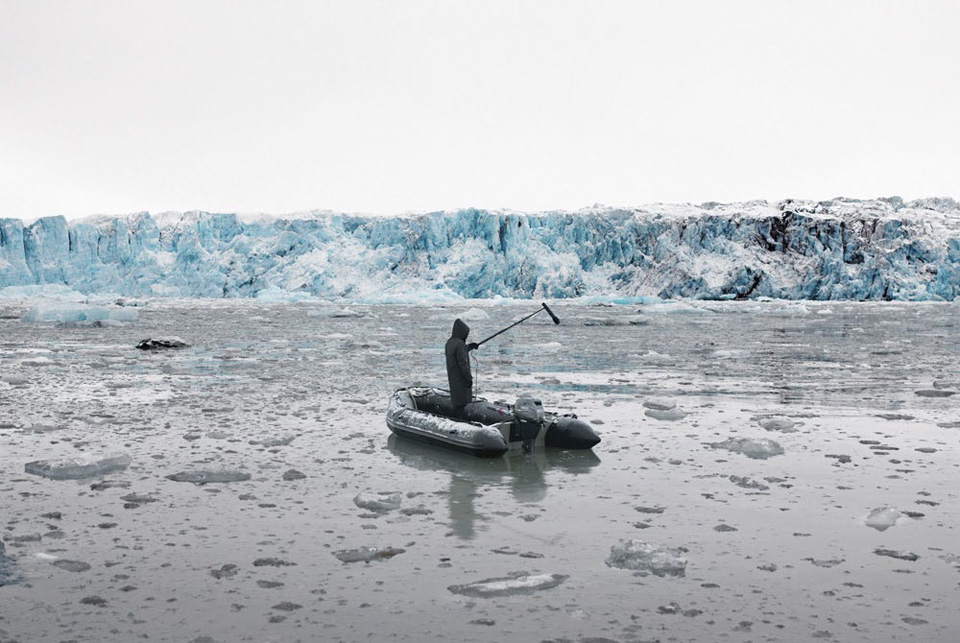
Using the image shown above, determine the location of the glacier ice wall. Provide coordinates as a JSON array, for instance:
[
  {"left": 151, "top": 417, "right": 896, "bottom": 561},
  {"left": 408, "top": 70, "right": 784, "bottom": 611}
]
[{"left": 1, "top": 198, "right": 959, "bottom": 301}]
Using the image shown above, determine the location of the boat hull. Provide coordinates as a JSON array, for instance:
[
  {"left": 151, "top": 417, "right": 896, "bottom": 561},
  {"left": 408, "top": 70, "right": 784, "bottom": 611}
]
[{"left": 386, "top": 387, "right": 600, "bottom": 457}]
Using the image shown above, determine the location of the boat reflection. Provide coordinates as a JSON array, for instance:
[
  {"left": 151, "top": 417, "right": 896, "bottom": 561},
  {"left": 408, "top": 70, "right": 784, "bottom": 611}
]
[{"left": 386, "top": 435, "right": 601, "bottom": 539}]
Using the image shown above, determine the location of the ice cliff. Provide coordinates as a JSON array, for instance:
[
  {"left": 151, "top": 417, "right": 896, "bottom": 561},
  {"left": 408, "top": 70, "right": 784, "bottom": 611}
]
[{"left": 2, "top": 198, "right": 959, "bottom": 301}]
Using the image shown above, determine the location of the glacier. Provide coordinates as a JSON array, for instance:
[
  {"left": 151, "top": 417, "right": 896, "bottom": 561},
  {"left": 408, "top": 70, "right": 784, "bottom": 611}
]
[{"left": 1, "top": 197, "right": 959, "bottom": 301}]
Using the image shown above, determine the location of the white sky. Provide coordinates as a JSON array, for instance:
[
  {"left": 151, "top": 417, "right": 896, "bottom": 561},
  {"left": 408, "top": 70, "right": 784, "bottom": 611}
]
[{"left": 1, "top": 0, "right": 958, "bottom": 221}]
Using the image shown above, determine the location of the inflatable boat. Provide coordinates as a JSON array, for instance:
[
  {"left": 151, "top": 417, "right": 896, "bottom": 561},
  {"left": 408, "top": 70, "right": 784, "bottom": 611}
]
[{"left": 386, "top": 387, "right": 601, "bottom": 457}]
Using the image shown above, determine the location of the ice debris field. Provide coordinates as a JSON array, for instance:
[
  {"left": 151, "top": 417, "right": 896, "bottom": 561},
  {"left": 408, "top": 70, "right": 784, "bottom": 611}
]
[
  {"left": 2, "top": 197, "right": 960, "bottom": 303},
  {"left": 0, "top": 296, "right": 958, "bottom": 643}
]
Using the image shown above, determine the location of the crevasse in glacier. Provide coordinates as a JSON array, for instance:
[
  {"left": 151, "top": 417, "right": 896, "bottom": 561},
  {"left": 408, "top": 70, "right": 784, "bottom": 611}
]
[{"left": 1, "top": 198, "right": 958, "bottom": 301}]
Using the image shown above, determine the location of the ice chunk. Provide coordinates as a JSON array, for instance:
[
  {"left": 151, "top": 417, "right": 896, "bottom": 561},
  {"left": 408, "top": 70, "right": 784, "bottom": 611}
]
[
  {"left": 333, "top": 546, "right": 405, "bottom": 563},
  {"left": 706, "top": 437, "right": 784, "bottom": 459},
  {"left": 25, "top": 453, "right": 131, "bottom": 480},
  {"left": 758, "top": 416, "right": 800, "bottom": 433},
  {"left": 165, "top": 470, "right": 251, "bottom": 484},
  {"left": 250, "top": 434, "right": 296, "bottom": 447},
  {"left": 605, "top": 540, "right": 688, "bottom": 577},
  {"left": 864, "top": 507, "right": 901, "bottom": 531},
  {"left": 353, "top": 492, "right": 401, "bottom": 513},
  {"left": 136, "top": 337, "right": 189, "bottom": 350},
  {"left": 645, "top": 408, "right": 687, "bottom": 421},
  {"left": 20, "top": 304, "right": 138, "bottom": 324},
  {"left": 448, "top": 572, "right": 568, "bottom": 597},
  {"left": 643, "top": 398, "right": 677, "bottom": 411}
]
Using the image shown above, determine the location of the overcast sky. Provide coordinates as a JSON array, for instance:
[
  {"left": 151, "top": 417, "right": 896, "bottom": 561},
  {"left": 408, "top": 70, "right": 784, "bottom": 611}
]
[{"left": 1, "top": 0, "right": 958, "bottom": 221}]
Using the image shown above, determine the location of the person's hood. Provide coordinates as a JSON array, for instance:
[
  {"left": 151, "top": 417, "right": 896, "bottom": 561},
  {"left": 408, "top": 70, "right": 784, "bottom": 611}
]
[{"left": 451, "top": 318, "right": 470, "bottom": 340}]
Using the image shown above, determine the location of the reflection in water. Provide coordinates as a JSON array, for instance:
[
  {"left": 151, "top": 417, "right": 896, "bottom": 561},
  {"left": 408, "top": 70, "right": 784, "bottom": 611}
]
[{"left": 386, "top": 435, "right": 601, "bottom": 539}]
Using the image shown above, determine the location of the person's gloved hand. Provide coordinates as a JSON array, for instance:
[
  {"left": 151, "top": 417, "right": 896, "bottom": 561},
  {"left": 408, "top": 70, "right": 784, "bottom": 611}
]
[{"left": 467, "top": 342, "right": 479, "bottom": 351}]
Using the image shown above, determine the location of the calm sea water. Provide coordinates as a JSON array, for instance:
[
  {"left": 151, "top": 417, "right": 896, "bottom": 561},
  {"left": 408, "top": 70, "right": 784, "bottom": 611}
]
[{"left": 1, "top": 299, "right": 958, "bottom": 642}]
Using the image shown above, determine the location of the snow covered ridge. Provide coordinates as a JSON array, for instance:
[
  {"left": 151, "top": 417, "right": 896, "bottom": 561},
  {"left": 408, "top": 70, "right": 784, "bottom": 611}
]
[{"left": 1, "top": 197, "right": 959, "bottom": 300}]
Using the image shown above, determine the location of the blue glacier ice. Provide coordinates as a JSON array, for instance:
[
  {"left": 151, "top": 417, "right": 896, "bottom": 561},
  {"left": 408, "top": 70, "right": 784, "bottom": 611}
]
[{"left": 1, "top": 197, "right": 959, "bottom": 300}]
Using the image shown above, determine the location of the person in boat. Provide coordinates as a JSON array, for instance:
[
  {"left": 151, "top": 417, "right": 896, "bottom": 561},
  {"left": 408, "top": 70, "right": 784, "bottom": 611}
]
[{"left": 445, "top": 318, "right": 479, "bottom": 418}]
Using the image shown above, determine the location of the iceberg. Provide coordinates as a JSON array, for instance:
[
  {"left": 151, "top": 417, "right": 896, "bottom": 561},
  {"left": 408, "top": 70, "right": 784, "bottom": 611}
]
[
  {"left": 448, "top": 572, "right": 568, "bottom": 597},
  {"left": 706, "top": 437, "right": 784, "bottom": 459},
  {"left": 0, "top": 199, "right": 958, "bottom": 301},
  {"left": 605, "top": 540, "right": 688, "bottom": 577},
  {"left": 20, "top": 304, "right": 138, "bottom": 324},
  {"left": 25, "top": 453, "right": 132, "bottom": 480}
]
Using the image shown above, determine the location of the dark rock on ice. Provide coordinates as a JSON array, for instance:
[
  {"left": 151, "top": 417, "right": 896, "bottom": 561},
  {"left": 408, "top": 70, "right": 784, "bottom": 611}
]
[
  {"left": 729, "top": 475, "right": 770, "bottom": 490},
  {"left": 271, "top": 602, "right": 302, "bottom": 611},
  {"left": 250, "top": 435, "right": 296, "bottom": 447},
  {"left": 120, "top": 493, "right": 158, "bottom": 508},
  {"left": 210, "top": 564, "right": 239, "bottom": 579},
  {"left": 333, "top": 546, "right": 405, "bottom": 563},
  {"left": 914, "top": 389, "right": 955, "bottom": 397},
  {"left": 605, "top": 540, "right": 687, "bottom": 577},
  {"left": 714, "top": 523, "right": 738, "bottom": 532},
  {"left": 136, "top": 337, "right": 189, "bottom": 350},
  {"left": 25, "top": 453, "right": 131, "bottom": 480},
  {"left": 282, "top": 469, "right": 306, "bottom": 481},
  {"left": 80, "top": 595, "right": 107, "bottom": 607},
  {"left": 874, "top": 548, "right": 919, "bottom": 561},
  {"left": 902, "top": 617, "right": 928, "bottom": 625},
  {"left": 0, "top": 541, "right": 14, "bottom": 587},
  {"left": 448, "top": 571, "right": 568, "bottom": 597},
  {"left": 253, "top": 558, "right": 296, "bottom": 567},
  {"left": 634, "top": 506, "right": 665, "bottom": 514},
  {"left": 165, "top": 470, "right": 251, "bottom": 484},
  {"left": 804, "top": 558, "right": 844, "bottom": 568},
  {"left": 52, "top": 559, "right": 91, "bottom": 572}
]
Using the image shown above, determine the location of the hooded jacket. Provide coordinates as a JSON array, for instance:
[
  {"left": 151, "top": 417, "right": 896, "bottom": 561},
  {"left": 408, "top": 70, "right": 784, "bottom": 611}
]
[{"left": 445, "top": 318, "right": 473, "bottom": 407}]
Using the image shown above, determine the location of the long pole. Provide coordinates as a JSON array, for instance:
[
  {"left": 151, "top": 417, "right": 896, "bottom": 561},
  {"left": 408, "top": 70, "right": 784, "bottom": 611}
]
[{"left": 476, "top": 303, "right": 560, "bottom": 348}]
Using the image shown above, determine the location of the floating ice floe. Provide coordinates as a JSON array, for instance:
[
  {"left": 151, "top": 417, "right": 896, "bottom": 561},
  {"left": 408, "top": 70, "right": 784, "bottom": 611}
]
[
  {"left": 643, "top": 398, "right": 677, "bottom": 411},
  {"left": 20, "top": 304, "right": 138, "bottom": 324},
  {"left": 864, "top": 507, "right": 901, "bottom": 531},
  {"left": 136, "top": 337, "right": 189, "bottom": 350},
  {"left": 645, "top": 407, "right": 688, "bottom": 421},
  {"left": 605, "top": 540, "right": 688, "bottom": 577},
  {"left": 333, "top": 546, "right": 405, "bottom": 563},
  {"left": 353, "top": 492, "right": 401, "bottom": 513},
  {"left": 165, "top": 470, "right": 251, "bottom": 484},
  {"left": 706, "top": 437, "right": 784, "bottom": 459},
  {"left": 249, "top": 434, "right": 296, "bottom": 447},
  {"left": 757, "top": 416, "right": 801, "bottom": 433},
  {"left": 448, "top": 572, "right": 568, "bottom": 597},
  {"left": 24, "top": 453, "right": 131, "bottom": 480}
]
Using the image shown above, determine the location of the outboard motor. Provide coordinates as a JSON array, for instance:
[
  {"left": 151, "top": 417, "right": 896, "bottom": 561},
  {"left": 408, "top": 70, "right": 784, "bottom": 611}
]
[{"left": 513, "top": 397, "right": 544, "bottom": 453}]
